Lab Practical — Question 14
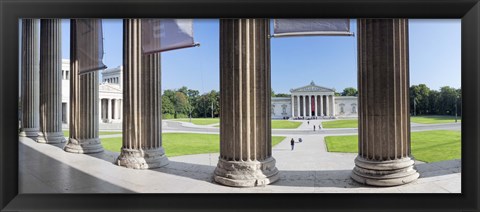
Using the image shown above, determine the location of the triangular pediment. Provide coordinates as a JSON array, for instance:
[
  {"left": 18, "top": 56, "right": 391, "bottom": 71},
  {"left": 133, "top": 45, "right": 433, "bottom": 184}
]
[
  {"left": 99, "top": 83, "right": 122, "bottom": 93},
  {"left": 290, "top": 81, "right": 335, "bottom": 93}
]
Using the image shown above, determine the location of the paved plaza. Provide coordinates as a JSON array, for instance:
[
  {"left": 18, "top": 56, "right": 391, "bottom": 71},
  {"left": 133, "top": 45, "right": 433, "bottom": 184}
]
[{"left": 20, "top": 120, "right": 461, "bottom": 193}]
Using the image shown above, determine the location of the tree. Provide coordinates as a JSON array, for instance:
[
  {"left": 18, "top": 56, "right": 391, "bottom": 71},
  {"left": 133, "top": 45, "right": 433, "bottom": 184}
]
[
  {"left": 275, "top": 93, "right": 290, "bottom": 97},
  {"left": 438, "top": 86, "right": 458, "bottom": 115},
  {"left": 161, "top": 95, "right": 175, "bottom": 115},
  {"left": 341, "top": 87, "right": 358, "bottom": 96},
  {"left": 174, "top": 91, "right": 189, "bottom": 117},
  {"left": 409, "top": 84, "right": 430, "bottom": 115}
]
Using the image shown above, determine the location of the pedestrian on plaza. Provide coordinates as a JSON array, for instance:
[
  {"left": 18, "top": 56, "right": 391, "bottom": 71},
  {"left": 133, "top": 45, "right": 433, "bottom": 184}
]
[
  {"left": 307, "top": 121, "right": 310, "bottom": 125},
  {"left": 290, "top": 138, "right": 295, "bottom": 150},
  {"left": 314, "top": 125, "right": 316, "bottom": 131},
  {"left": 299, "top": 137, "right": 303, "bottom": 143}
]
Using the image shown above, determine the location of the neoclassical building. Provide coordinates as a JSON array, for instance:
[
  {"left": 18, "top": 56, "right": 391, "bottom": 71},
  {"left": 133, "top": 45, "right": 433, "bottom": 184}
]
[
  {"left": 61, "top": 59, "right": 123, "bottom": 124},
  {"left": 271, "top": 81, "right": 357, "bottom": 119}
]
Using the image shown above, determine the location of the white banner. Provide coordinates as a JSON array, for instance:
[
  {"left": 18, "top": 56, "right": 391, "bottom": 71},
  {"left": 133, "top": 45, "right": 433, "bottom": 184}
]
[
  {"left": 142, "top": 19, "right": 196, "bottom": 54},
  {"left": 273, "top": 19, "right": 352, "bottom": 37},
  {"left": 76, "top": 19, "right": 107, "bottom": 74}
]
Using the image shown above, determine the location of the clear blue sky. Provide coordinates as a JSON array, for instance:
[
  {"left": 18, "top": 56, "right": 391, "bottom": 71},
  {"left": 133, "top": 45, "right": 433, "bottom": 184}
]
[{"left": 60, "top": 19, "right": 461, "bottom": 94}]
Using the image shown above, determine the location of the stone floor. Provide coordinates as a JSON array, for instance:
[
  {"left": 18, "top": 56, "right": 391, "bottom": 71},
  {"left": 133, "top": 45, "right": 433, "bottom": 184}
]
[{"left": 19, "top": 132, "right": 461, "bottom": 193}]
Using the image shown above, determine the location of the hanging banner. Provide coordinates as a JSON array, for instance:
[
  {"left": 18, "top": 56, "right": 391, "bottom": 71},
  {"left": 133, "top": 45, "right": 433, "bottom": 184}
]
[
  {"left": 76, "top": 19, "right": 107, "bottom": 74},
  {"left": 142, "top": 19, "right": 198, "bottom": 54},
  {"left": 273, "top": 19, "right": 352, "bottom": 37}
]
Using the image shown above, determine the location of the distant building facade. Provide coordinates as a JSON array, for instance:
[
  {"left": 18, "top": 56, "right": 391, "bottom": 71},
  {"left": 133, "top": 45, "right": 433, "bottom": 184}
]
[
  {"left": 61, "top": 59, "right": 122, "bottom": 124},
  {"left": 271, "top": 81, "right": 358, "bottom": 119}
]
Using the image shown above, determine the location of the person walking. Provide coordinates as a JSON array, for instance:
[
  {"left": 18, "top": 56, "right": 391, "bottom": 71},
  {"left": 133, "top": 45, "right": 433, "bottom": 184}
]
[
  {"left": 313, "top": 125, "right": 316, "bottom": 131},
  {"left": 299, "top": 137, "right": 303, "bottom": 143},
  {"left": 319, "top": 123, "right": 322, "bottom": 130},
  {"left": 307, "top": 121, "right": 310, "bottom": 125},
  {"left": 290, "top": 138, "right": 295, "bottom": 150}
]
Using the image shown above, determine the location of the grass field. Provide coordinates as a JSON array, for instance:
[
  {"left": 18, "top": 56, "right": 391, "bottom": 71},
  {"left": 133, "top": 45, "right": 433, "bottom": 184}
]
[
  {"left": 271, "top": 120, "right": 302, "bottom": 129},
  {"left": 174, "top": 118, "right": 301, "bottom": 129},
  {"left": 101, "top": 133, "right": 286, "bottom": 157},
  {"left": 324, "top": 130, "right": 461, "bottom": 163},
  {"left": 63, "top": 131, "right": 121, "bottom": 138},
  {"left": 410, "top": 115, "right": 461, "bottom": 124},
  {"left": 321, "top": 115, "right": 460, "bottom": 129},
  {"left": 322, "top": 119, "right": 358, "bottom": 129}
]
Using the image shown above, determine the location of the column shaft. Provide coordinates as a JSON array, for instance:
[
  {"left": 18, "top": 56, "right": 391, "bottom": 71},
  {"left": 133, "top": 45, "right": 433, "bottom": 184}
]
[
  {"left": 64, "top": 19, "right": 103, "bottom": 154},
  {"left": 314, "top": 95, "right": 317, "bottom": 117},
  {"left": 352, "top": 19, "right": 419, "bottom": 186},
  {"left": 325, "top": 95, "right": 330, "bottom": 117},
  {"left": 320, "top": 95, "right": 323, "bottom": 116},
  {"left": 215, "top": 19, "right": 279, "bottom": 187},
  {"left": 116, "top": 19, "right": 168, "bottom": 169},
  {"left": 296, "top": 96, "right": 300, "bottom": 117},
  {"left": 38, "top": 19, "right": 65, "bottom": 144},
  {"left": 291, "top": 95, "right": 294, "bottom": 117},
  {"left": 19, "top": 19, "right": 40, "bottom": 139},
  {"left": 302, "top": 95, "right": 306, "bottom": 117}
]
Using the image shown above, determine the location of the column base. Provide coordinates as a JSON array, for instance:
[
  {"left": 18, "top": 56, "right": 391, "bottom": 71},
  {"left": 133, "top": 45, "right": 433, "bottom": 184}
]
[
  {"left": 351, "top": 156, "right": 419, "bottom": 187},
  {"left": 116, "top": 147, "right": 169, "bottom": 169},
  {"left": 19, "top": 127, "right": 39, "bottom": 139},
  {"left": 64, "top": 138, "right": 104, "bottom": 154},
  {"left": 37, "top": 131, "right": 66, "bottom": 144},
  {"left": 214, "top": 157, "right": 279, "bottom": 187}
]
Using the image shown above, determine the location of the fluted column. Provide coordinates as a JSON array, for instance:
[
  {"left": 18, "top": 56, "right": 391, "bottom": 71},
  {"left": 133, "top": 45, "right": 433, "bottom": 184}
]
[
  {"left": 64, "top": 19, "right": 103, "bottom": 154},
  {"left": 320, "top": 95, "right": 324, "bottom": 116},
  {"left": 291, "top": 95, "right": 294, "bottom": 117},
  {"left": 38, "top": 19, "right": 65, "bottom": 144},
  {"left": 107, "top": 98, "right": 112, "bottom": 122},
  {"left": 296, "top": 95, "right": 300, "bottom": 117},
  {"left": 116, "top": 19, "right": 168, "bottom": 169},
  {"left": 302, "top": 95, "right": 306, "bottom": 117},
  {"left": 215, "top": 19, "right": 279, "bottom": 187},
  {"left": 19, "top": 19, "right": 40, "bottom": 139},
  {"left": 314, "top": 95, "right": 318, "bottom": 117},
  {"left": 325, "top": 95, "right": 330, "bottom": 117},
  {"left": 352, "top": 19, "right": 419, "bottom": 186},
  {"left": 331, "top": 95, "right": 336, "bottom": 117}
]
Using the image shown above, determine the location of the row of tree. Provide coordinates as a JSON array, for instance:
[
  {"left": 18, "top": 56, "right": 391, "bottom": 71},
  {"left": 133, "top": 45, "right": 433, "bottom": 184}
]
[
  {"left": 162, "top": 86, "right": 219, "bottom": 119},
  {"left": 410, "top": 84, "right": 461, "bottom": 116},
  {"left": 163, "top": 84, "right": 461, "bottom": 118}
]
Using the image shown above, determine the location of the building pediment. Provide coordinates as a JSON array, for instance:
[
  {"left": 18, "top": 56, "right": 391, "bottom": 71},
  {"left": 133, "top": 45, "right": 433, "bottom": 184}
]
[
  {"left": 290, "top": 81, "right": 335, "bottom": 93},
  {"left": 99, "top": 83, "right": 122, "bottom": 93}
]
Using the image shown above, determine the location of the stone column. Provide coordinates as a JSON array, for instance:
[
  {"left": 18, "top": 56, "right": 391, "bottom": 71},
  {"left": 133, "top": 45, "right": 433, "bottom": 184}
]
[
  {"left": 325, "top": 95, "right": 330, "bottom": 117},
  {"left": 296, "top": 95, "right": 300, "bottom": 117},
  {"left": 331, "top": 95, "right": 336, "bottom": 117},
  {"left": 107, "top": 98, "right": 112, "bottom": 122},
  {"left": 64, "top": 19, "right": 103, "bottom": 154},
  {"left": 351, "top": 19, "right": 419, "bottom": 186},
  {"left": 19, "top": 19, "right": 40, "bottom": 139},
  {"left": 98, "top": 99, "right": 102, "bottom": 121},
  {"left": 214, "top": 19, "right": 279, "bottom": 187},
  {"left": 291, "top": 95, "right": 294, "bottom": 117},
  {"left": 38, "top": 19, "right": 65, "bottom": 144},
  {"left": 320, "top": 95, "right": 324, "bottom": 116},
  {"left": 116, "top": 19, "right": 168, "bottom": 169},
  {"left": 314, "top": 95, "right": 317, "bottom": 117},
  {"left": 302, "top": 95, "right": 306, "bottom": 117}
]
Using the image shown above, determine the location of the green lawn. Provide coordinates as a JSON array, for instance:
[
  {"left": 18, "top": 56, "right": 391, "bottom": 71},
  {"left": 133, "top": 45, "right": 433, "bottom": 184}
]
[
  {"left": 174, "top": 118, "right": 220, "bottom": 125},
  {"left": 63, "top": 131, "right": 122, "bottom": 137},
  {"left": 322, "top": 119, "right": 358, "bottom": 128},
  {"left": 411, "top": 115, "right": 461, "bottom": 124},
  {"left": 271, "top": 120, "right": 302, "bottom": 129},
  {"left": 174, "top": 118, "right": 301, "bottom": 129},
  {"left": 324, "top": 130, "right": 461, "bottom": 163},
  {"left": 101, "top": 133, "right": 286, "bottom": 157},
  {"left": 321, "top": 116, "right": 461, "bottom": 129}
]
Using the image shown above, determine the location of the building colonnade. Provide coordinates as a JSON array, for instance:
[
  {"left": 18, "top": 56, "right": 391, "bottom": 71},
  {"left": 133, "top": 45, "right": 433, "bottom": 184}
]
[
  {"left": 19, "top": 18, "right": 418, "bottom": 188},
  {"left": 290, "top": 94, "right": 335, "bottom": 118}
]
